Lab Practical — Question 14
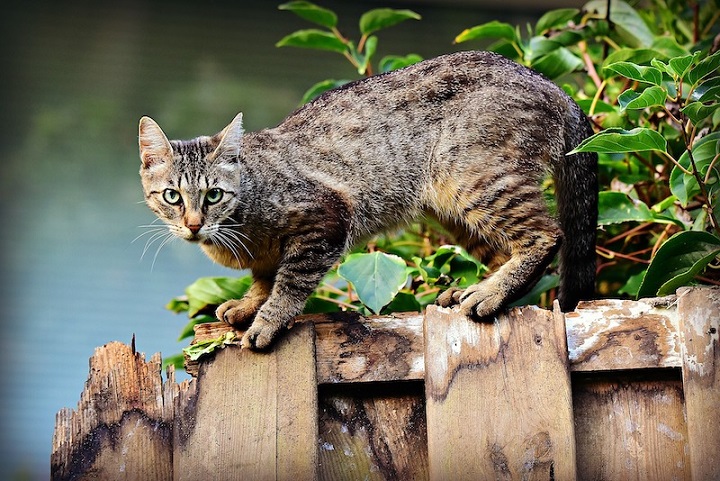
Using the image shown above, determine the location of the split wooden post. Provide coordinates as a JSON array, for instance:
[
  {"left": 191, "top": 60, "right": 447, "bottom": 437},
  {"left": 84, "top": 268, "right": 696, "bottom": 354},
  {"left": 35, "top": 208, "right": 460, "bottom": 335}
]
[
  {"left": 678, "top": 286, "right": 720, "bottom": 481},
  {"left": 424, "top": 305, "right": 576, "bottom": 481},
  {"left": 174, "top": 322, "right": 318, "bottom": 481},
  {"left": 51, "top": 342, "right": 176, "bottom": 481}
]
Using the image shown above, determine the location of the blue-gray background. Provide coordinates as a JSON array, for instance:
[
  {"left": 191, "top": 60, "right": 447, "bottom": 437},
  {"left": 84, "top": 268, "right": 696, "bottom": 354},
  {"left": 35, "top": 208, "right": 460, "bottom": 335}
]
[{"left": 0, "top": 1, "right": 565, "bottom": 478}]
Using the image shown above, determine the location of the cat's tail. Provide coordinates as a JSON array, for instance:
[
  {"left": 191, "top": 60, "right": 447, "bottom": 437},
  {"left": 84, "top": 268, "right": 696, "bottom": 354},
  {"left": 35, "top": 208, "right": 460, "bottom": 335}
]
[{"left": 555, "top": 101, "right": 598, "bottom": 311}]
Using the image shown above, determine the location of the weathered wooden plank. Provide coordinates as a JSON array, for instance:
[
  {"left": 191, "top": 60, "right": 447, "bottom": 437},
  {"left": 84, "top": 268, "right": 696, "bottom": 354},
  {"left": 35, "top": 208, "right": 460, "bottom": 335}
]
[
  {"left": 424, "top": 305, "right": 576, "bottom": 481},
  {"left": 572, "top": 372, "right": 689, "bottom": 481},
  {"left": 51, "top": 342, "right": 177, "bottom": 481},
  {"left": 318, "top": 383, "right": 428, "bottom": 481},
  {"left": 190, "top": 298, "right": 682, "bottom": 383},
  {"left": 677, "top": 286, "right": 720, "bottom": 481},
  {"left": 565, "top": 297, "right": 681, "bottom": 372},
  {"left": 174, "top": 322, "right": 318, "bottom": 481},
  {"left": 313, "top": 312, "right": 424, "bottom": 384}
]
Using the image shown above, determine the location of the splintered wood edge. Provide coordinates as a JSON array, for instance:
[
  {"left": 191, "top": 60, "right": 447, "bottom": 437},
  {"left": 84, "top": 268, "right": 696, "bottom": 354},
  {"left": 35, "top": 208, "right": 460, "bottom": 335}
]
[{"left": 188, "top": 297, "right": 682, "bottom": 382}]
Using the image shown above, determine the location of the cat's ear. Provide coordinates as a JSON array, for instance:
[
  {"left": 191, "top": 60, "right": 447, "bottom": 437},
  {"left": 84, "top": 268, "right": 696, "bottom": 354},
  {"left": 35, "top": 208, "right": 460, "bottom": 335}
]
[
  {"left": 138, "top": 116, "right": 173, "bottom": 170},
  {"left": 210, "top": 113, "right": 244, "bottom": 162}
]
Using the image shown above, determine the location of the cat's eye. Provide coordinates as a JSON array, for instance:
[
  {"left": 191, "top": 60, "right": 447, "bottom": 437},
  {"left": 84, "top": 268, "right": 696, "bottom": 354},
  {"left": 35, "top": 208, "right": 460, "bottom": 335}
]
[
  {"left": 163, "top": 189, "right": 182, "bottom": 205},
  {"left": 205, "top": 188, "right": 224, "bottom": 205}
]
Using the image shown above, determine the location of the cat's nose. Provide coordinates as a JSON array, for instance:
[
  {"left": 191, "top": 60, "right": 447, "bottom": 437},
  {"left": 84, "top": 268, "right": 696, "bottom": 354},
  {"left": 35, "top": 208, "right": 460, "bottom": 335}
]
[{"left": 187, "top": 224, "right": 202, "bottom": 234}]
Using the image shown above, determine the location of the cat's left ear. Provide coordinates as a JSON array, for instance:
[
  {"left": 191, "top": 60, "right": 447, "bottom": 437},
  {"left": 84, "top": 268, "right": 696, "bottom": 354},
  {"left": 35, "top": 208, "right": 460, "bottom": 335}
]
[
  {"left": 210, "top": 113, "right": 244, "bottom": 162},
  {"left": 138, "top": 116, "right": 173, "bottom": 170}
]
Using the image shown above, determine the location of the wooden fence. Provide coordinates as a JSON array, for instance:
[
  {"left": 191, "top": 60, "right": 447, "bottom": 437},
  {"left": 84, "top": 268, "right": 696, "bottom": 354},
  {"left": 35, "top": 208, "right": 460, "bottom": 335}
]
[{"left": 52, "top": 286, "right": 719, "bottom": 481}]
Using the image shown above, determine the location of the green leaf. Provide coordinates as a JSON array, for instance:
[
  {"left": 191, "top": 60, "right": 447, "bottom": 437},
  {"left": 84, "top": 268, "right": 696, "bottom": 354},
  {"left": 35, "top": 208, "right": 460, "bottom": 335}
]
[
  {"left": 278, "top": 1, "right": 337, "bottom": 28},
  {"left": 603, "top": 61, "right": 663, "bottom": 85},
  {"left": 598, "top": 191, "right": 654, "bottom": 225},
  {"left": 527, "top": 36, "right": 563, "bottom": 62},
  {"left": 510, "top": 274, "right": 559, "bottom": 307},
  {"left": 585, "top": 0, "right": 654, "bottom": 47},
  {"left": 276, "top": 29, "right": 348, "bottom": 53},
  {"left": 162, "top": 353, "right": 185, "bottom": 371},
  {"left": 569, "top": 127, "right": 667, "bottom": 154},
  {"left": 618, "top": 270, "right": 645, "bottom": 297},
  {"left": 337, "top": 252, "right": 408, "bottom": 314},
  {"left": 359, "top": 8, "right": 420, "bottom": 36},
  {"left": 454, "top": 21, "right": 518, "bottom": 44},
  {"left": 178, "top": 314, "right": 216, "bottom": 341},
  {"left": 637, "top": 231, "right": 720, "bottom": 298},
  {"left": 603, "top": 48, "right": 666, "bottom": 69},
  {"left": 617, "top": 86, "right": 667, "bottom": 111},
  {"left": 535, "top": 8, "right": 580, "bottom": 34},
  {"left": 668, "top": 52, "right": 699, "bottom": 79},
  {"left": 669, "top": 131, "right": 720, "bottom": 206},
  {"left": 382, "top": 291, "right": 422, "bottom": 313},
  {"left": 687, "top": 51, "right": 720, "bottom": 87},
  {"left": 357, "top": 35, "right": 378, "bottom": 75},
  {"left": 300, "top": 79, "right": 351, "bottom": 104},
  {"left": 681, "top": 101, "right": 719, "bottom": 125},
  {"left": 166, "top": 296, "right": 189, "bottom": 314},
  {"left": 185, "top": 276, "right": 252, "bottom": 317},
  {"left": 378, "top": 54, "right": 423, "bottom": 73},
  {"left": 183, "top": 332, "right": 237, "bottom": 362},
  {"left": 531, "top": 47, "right": 584, "bottom": 79}
]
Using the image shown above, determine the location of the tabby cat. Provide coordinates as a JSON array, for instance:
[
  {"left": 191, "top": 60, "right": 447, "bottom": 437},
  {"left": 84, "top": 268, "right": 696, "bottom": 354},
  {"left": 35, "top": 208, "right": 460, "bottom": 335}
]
[{"left": 138, "top": 50, "right": 597, "bottom": 350}]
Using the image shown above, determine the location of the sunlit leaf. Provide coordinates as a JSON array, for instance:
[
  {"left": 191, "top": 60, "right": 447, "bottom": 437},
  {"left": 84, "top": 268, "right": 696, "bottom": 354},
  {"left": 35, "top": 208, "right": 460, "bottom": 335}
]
[
  {"left": 359, "top": 8, "right": 420, "bottom": 36},
  {"left": 337, "top": 252, "right": 408, "bottom": 314},
  {"left": 278, "top": 1, "right": 338, "bottom": 28},
  {"left": 638, "top": 231, "right": 720, "bottom": 298},
  {"left": 276, "top": 29, "right": 348, "bottom": 53},
  {"left": 604, "top": 61, "right": 663, "bottom": 85},
  {"left": 183, "top": 332, "right": 237, "bottom": 361},
  {"left": 618, "top": 86, "right": 667, "bottom": 111},
  {"left": 455, "top": 21, "right": 518, "bottom": 44},
  {"left": 668, "top": 52, "right": 699, "bottom": 79},
  {"left": 598, "top": 191, "right": 654, "bottom": 225},
  {"left": 569, "top": 127, "right": 667, "bottom": 154},
  {"left": 185, "top": 276, "right": 252, "bottom": 317}
]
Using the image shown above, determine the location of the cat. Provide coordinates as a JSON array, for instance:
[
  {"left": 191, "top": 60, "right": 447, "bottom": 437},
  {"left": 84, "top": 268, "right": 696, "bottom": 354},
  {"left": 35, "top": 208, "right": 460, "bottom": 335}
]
[{"left": 138, "top": 50, "right": 597, "bottom": 350}]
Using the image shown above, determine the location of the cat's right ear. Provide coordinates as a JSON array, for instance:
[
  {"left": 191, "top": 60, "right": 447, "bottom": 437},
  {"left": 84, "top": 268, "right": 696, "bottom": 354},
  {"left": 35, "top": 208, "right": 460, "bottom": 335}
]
[
  {"left": 210, "top": 113, "right": 244, "bottom": 162},
  {"left": 138, "top": 116, "right": 173, "bottom": 170}
]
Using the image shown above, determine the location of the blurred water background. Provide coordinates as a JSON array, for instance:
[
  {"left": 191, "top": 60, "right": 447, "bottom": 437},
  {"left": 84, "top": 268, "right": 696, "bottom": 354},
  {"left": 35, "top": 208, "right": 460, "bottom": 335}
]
[{"left": 0, "top": 1, "right": 559, "bottom": 478}]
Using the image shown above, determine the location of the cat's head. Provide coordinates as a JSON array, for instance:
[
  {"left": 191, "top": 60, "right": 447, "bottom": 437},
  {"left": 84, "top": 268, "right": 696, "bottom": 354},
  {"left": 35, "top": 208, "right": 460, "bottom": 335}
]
[{"left": 138, "top": 114, "right": 245, "bottom": 244}]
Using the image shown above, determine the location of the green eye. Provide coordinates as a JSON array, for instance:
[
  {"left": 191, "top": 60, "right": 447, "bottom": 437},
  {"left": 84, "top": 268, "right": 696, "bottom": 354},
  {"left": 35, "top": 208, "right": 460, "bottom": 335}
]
[
  {"left": 205, "top": 188, "right": 224, "bottom": 205},
  {"left": 163, "top": 189, "right": 182, "bottom": 205}
]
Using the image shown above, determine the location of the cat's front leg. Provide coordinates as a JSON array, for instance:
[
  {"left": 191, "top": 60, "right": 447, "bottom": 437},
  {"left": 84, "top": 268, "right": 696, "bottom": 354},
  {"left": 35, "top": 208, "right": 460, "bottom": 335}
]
[
  {"left": 217, "top": 276, "right": 273, "bottom": 328},
  {"left": 241, "top": 237, "right": 345, "bottom": 350}
]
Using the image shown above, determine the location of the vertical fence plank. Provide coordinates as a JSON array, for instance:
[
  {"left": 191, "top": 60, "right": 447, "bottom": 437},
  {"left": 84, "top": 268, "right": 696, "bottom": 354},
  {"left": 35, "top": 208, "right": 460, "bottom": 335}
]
[
  {"left": 51, "top": 342, "right": 174, "bottom": 481},
  {"left": 572, "top": 372, "right": 689, "bottom": 481},
  {"left": 424, "top": 305, "right": 576, "bottom": 481},
  {"left": 678, "top": 286, "right": 720, "bottom": 481},
  {"left": 174, "top": 323, "right": 318, "bottom": 481}
]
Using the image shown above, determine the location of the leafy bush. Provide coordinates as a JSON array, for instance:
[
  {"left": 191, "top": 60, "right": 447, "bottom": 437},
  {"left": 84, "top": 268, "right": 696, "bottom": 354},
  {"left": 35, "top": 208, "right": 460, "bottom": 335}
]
[{"left": 166, "top": 0, "right": 720, "bottom": 366}]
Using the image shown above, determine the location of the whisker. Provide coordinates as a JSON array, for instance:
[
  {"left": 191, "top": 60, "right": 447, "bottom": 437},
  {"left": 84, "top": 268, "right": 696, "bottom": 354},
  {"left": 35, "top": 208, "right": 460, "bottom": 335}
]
[
  {"left": 219, "top": 228, "right": 254, "bottom": 260},
  {"left": 141, "top": 230, "right": 172, "bottom": 260},
  {"left": 131, "top": 227, "right": 166, "bottom": 245},
  {"left": 151, "top": 233, "right": 175, "bottom": 271}
]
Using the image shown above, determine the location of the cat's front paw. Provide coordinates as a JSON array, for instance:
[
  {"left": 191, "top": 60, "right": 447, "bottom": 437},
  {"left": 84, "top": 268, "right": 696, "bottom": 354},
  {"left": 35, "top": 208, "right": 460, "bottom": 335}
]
[
  {"left": 216, "top": 299, "right": 257, "bottom": 328},
  {"left": 241, "top": 317, "right": 282, "bottom": 350},
  {"left": 436, "top": 287, "right": 464, "bottom": 307},
  {"left": 457, "top": 283, "right": 505, "bottom": 320}
]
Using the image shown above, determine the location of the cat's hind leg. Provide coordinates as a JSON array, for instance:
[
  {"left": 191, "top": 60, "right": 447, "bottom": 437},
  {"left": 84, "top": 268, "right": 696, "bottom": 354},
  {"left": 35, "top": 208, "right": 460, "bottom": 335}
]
[{"left": 435, "top": 187, "right": 561, "bottom": 319}]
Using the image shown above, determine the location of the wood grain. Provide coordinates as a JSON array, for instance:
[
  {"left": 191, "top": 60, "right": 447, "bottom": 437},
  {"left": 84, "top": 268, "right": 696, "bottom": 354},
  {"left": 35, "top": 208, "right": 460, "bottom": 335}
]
[
  {"left": 51, "top": 342, "right": 181, "bottom": 481},
  {"left": 424, "top": 305, "right": 576, "bottom": 481},
  {"left": 565, "top": 297, "right": 680, "bottom": 372},
  {"left": 572, "top": 372, "right": 689, "bottom": 481},
  {"left": 174, "top": 322, "right": 317, "bottom": 481},
  {"left": 318, "top": 383, "right": 428, "bottom": 481},
  {"left": 678, "top": 286, "right": 720, "bottom": 481}
]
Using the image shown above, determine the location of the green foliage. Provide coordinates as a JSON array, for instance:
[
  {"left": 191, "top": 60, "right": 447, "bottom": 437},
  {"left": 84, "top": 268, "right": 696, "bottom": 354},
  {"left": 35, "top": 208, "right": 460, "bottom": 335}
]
[
  {"left": 276, "top": 1, "right": 422, "bottom": 101},
  {"left": 166, "top": 1, "right": 720, "bottom": 364}
]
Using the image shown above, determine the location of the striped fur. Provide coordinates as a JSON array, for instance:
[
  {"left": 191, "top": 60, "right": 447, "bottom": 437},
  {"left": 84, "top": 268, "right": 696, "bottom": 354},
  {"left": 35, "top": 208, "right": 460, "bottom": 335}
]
[{"left": 139, "top": 51, "right": 597, "bottom": 350}]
